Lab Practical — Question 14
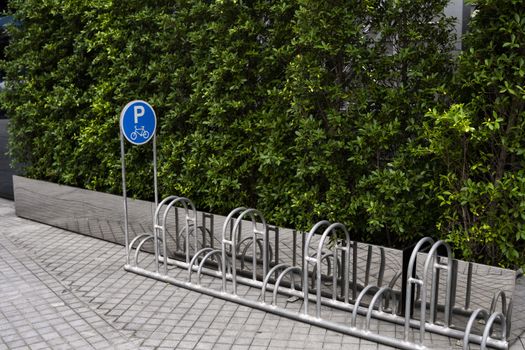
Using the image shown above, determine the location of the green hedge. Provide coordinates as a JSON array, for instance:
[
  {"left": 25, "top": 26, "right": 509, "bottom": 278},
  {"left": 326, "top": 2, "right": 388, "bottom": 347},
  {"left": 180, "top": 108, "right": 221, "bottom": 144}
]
[
  {"left": 2, "top": 0, "right": 524, "bottom": 268},
  {"left": 416, "top": 0, "right": 525, "bottom": 267}
]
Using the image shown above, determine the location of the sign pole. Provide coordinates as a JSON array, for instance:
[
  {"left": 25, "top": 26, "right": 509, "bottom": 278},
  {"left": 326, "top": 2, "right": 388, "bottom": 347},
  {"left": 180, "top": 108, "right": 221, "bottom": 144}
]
[
  {"left": 120, "top": 131, "right": 130, "bottom": 266},
  {"left": 152, "top": 134, "right": 159, "bottom": 273},
  {"left": 153, "top": 134, "right": 158, "bottom": 208}
]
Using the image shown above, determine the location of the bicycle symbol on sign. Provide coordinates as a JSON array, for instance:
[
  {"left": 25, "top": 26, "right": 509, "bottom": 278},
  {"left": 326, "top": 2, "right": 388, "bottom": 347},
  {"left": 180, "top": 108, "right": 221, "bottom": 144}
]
[{"left": 130, "top": 125, "right": 150, "bottom": 141}]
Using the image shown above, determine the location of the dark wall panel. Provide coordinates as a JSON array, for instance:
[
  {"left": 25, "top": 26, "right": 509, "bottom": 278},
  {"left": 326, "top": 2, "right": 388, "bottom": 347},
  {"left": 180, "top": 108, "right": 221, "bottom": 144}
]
[{"left": 0, "top": 119, "right": 16, "bottom": 199}]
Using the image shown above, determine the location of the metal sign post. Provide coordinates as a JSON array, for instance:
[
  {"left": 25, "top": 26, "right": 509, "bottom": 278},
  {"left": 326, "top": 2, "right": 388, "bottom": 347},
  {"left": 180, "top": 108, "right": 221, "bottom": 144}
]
[{"left": 120, "top": 100, "right": 157, "bottom": 265}]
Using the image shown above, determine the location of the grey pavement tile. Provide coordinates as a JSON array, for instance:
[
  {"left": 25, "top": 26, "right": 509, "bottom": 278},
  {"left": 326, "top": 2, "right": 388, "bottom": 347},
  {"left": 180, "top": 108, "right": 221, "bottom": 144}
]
[
  {"left": 177, "top": 340, "right": 199, "bottom": 349},
  {"left": 209, "top": 344, "right": 232, "bottom": 350},
  {"left": 5, "top": 340, "right": 26, "bottom": 349},
  {"left": 24, "top": 336, "right": 44, "bottom": 345},
  {"left": 230, "top": 346, "right": 252, "bottom": 350},
  {"left": 141, "top": 338, "right": 163, "bottom": 347},
  {"left": 286, "top": 339, "right": 307, "bottom": 349},
  {"left": 234, "top": 336, "right": 253, "bottom": 345},
  {"left": 11, "top": 346, "right": 31, "bottom": 350},
  {"left": 182, "top": 333, "right": 202, "bottom": 342},
  {"left": 199, "top": 334, "right": 220, "bottom": 343},
  {"left": 194, "top": 342, "right": 216, "bottom": 350},
  {"left": 159, "top": 338, "right": 180, "bottom": 348},
  {"left": 251, "top": 336, "right": 270, "bottom": 347},
  {"left": 216, "top": 335, "right": 236, "bottom": 344},
  {"left": 28, "top": 343, "right": 49, "bottom": 350},
  {"left": 163, "top": 332, "right": 185, "bottom": 342},
  {"left": 269, "top": 339, "right": 288, "bottom": 347}
]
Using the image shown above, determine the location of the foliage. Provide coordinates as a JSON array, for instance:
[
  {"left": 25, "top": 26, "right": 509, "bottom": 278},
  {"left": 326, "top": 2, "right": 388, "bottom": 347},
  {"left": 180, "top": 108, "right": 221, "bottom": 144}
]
[
  {"left": 415, "top": 0, "right": 525, "bottom": 267},
  {"left": 1, "top": 0, "right": 178, "bottom": 194},
  {"left": 3, "top": 0, "right": 522, "bottom": 268},
  {"left": 276, "top": 0, "right": 455, "bottom": 244}
]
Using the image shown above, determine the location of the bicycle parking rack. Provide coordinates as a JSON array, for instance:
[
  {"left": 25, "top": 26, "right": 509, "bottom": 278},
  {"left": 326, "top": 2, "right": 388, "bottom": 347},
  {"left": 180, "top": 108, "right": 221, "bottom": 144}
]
[
  {"left": 118, "top": 104, "right": 511, "bottom": 349},
  {"left": 124, "top": 195, "right": 510, "bottom": 350}
]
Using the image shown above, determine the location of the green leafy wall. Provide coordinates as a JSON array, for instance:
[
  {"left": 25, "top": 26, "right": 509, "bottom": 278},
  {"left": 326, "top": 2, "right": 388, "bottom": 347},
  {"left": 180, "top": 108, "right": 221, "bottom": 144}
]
[
  {"left": 2, "top": 0, "right": 524, "bottom": 268},
  {"left": 414, "top": 0, "right": 525, "bottom": 267}
]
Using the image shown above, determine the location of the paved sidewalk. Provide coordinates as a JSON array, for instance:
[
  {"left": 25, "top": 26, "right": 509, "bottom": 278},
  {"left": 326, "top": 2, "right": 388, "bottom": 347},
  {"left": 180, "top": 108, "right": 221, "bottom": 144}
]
[
  {"left": 1, "top": 197, "right": 524, "bottom": 350},
  {"left": 0, "top": 200, "right": 141, "bottom": 350},
  {"left": 0, "top": 198, "right": 393, "bottom": 349}
]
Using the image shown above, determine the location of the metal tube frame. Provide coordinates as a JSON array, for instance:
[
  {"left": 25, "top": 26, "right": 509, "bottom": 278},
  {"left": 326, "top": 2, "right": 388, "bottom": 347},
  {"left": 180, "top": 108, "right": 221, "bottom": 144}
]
[{"left": 124, "top": 199, "right": 509, "bottom": 350}]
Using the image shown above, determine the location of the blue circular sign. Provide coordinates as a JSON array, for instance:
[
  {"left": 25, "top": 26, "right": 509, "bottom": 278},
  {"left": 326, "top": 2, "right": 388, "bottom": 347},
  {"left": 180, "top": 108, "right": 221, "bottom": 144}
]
[{"left": 120, "top": 100, "right": 156, "bottom": 145}]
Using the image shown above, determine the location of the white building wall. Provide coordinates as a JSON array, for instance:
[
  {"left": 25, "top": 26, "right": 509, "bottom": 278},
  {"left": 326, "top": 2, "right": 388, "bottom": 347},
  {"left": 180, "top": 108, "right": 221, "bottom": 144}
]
[{"left": 444, "top": 0, "right": 474, "bottom": 51}]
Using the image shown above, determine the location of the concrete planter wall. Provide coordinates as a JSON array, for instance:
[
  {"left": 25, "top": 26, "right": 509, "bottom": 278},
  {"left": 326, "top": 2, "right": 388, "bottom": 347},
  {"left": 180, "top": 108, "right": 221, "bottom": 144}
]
[{"left": 13, "top": 175, "right": 154, "bottom": 246}]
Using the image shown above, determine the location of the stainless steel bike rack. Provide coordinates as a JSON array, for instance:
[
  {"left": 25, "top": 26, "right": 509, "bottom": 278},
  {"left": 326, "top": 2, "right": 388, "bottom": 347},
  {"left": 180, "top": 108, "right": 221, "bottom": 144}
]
[{"left": 124, "top": 196, "right": 510, "bottom": 350}]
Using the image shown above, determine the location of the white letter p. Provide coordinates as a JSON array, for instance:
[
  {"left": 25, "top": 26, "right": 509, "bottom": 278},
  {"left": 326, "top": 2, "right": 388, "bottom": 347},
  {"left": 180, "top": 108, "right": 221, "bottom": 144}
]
[{"left": 134, "top": 105, "right": 145, "bottom": 124}]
